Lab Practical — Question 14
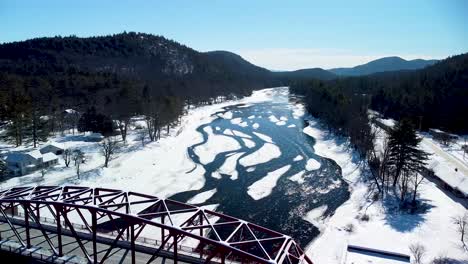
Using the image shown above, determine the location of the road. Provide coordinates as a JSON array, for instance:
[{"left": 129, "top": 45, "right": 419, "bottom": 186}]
[{"left": 420, "top": 138, "right": 468, "bottom": 176}]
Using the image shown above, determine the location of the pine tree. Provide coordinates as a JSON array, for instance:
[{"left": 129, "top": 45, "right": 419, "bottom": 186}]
[
  {"left": 0, "top": 159, "right": 7, "bottom": 179},
  {"left": 387, "top": 120, "right": 429, "bottom": 204}
]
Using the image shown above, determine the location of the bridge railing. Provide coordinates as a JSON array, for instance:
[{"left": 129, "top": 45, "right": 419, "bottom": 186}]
[{"left": 13, "top": 211, "right": 201, "bottom": 257}]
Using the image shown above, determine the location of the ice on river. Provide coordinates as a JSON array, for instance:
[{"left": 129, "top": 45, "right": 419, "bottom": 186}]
[
  {"left": 194, "top": 126, "right": 241, "bottom": 164},
  {"left": 252, "top": 131, "right": 273, "bottom": 143},
  {"left": 305, "top": 158, "right": 321, "bottom": 171},
  {"left": 188, "top": 188, "right": 217, "bottom": 204},
  {"left": 218, "top": 152, "right": 245, "bottom": 180},
  {"left": 247, "top": 165, "right": 291, "bottom": 200},
  {"left": 239, "top": 143, "right": 281, "bottom": 167}
]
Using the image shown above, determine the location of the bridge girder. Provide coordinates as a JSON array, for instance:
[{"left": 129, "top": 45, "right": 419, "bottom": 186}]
[{"left": 0, "top": 185, "right": 313, "bottom": 264}]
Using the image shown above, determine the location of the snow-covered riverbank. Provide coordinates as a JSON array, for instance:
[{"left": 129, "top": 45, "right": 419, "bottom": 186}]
[
  {"left": 0, "top": 88, "right": 276, "bottom": 196},
  {"left": 303, "top": 120, "right": 468, "bottom": 263}
]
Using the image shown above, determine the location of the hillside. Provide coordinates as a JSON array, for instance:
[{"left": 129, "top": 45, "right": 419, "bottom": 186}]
[
  {"left": 329, "top": 56, "right": 438, "bottom": 76},
  {"left": 292, "top": 53, "right": 468, "bottom": 133},
  {"left": 0, "top": 32, "right": 277, "bottom": 99}
]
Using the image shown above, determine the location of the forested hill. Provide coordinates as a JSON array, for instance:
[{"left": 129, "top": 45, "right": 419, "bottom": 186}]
[
  {"left": 0, "top": 32, "right": 341, "bottom": 145},
  {"left": 0, "top": 32, "right": 278, "bottom": 100},
  {"left": 292, "top": 53, "right": 468, "bottom": 133},
  {"left": 329, "top": 56, "right": 438, "bottom": 76}
]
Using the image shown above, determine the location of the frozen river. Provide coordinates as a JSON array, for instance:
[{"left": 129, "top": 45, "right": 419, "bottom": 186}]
[{"left": 170, "top": 87, "right": 350, "bottom": 246}]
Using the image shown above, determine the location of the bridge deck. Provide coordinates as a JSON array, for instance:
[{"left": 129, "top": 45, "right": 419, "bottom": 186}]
[{"left": 0, "top": 218, "right": 198, "bottom": 264}]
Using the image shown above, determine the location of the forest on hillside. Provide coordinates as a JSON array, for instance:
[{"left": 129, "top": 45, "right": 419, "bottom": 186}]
[
  {"left": 0, "top": 32, "right": 280, "bottom": 146},
  {"left": 291, "top": 53, "right": 468, "bottom": 134}
]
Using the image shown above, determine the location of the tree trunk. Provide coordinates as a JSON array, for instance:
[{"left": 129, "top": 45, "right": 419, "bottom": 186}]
[{"left": 32, "top": 110, "right": 38, "bottom": 148}]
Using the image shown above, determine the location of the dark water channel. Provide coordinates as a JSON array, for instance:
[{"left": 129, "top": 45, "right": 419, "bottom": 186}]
[{"left": 170, "top": 88, "right": 350, "bottom": 246}]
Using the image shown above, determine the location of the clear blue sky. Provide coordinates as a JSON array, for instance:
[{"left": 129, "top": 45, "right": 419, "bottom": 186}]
[{"left": 1, "top": 0, "right": 467, "bottom": 70}]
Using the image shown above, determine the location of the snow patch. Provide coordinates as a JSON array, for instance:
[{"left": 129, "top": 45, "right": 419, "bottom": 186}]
[
  {"left": 293, "top": 155, "right": 304, "bottom": 161},
  {"left": 269, "top": 115, "right": 280, "bottom": 123},
  {"left": 247, "top": 165, "right": 291, "bottom": 200},
  {"left": 239, "top": 143, "right": 281, "bottom": 167},
  {"left": 253, "top": 132, "right": 273, "bottom": 143},
  {"left": 188, "top": 189, "right": 216, "bottom": 204},
  {"left": 289, "top": 171, "right": 306, "bottom": 184},
  {"left": 305, "top": 158, "right": 321, "bottom": 171},
  {"left": 242, "top": 138, "right": 256, "bottom": 148},
  {"left": 218, "top": 152, "right": 244, "bottom": 180},
  {"left": 276, "top": 121, "right": 287, "bottom": 126},
  {"left": 194, "top": 127, "right": 241, "bottom": 164}
]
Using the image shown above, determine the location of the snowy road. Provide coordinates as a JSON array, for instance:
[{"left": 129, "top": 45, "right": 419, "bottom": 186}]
[{"left": 421, "top": 138, "right": 468, "bottom": 176}]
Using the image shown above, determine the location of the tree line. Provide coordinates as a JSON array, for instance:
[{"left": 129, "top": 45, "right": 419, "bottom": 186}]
[
  {"left": 0, "top": 33, "right": 282, "bottom": 146},
  {"left": 291, "top": 77, "right": 433, "bottom": 210}
]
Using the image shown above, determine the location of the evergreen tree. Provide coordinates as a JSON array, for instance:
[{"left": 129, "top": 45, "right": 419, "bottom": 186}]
[
  {"left": 0, "top": 159, "right": 7, "bottom": 179},
  {"left": 387, "top": 120, "right": 428, "bottom": 187}
]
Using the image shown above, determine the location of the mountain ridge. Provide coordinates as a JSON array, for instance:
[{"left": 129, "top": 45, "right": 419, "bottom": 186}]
[{"left": 329, "top": 56, "right": 438, "bottom": 76}]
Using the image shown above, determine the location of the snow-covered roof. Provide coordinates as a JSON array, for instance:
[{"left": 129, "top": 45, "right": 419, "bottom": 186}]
[
  {"left": 42, "top": 152, "right": 58, "bottom": 162},
  {"left": 64, "top": 109, "right": 78, "bottom": 114},
  {"left": 5, "top": 153, "right": 26, "bottom": 163},
  {"left": 27, "top": 150, "right": 43, "bottom": 160},
  {"left": 41, "top": 142, "right": 65, "bottom": 150},
  {"left": 7, "top": 150, "right": 43, "bottom": 162}
]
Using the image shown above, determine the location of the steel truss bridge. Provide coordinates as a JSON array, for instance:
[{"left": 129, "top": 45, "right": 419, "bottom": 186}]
[{"left": 0, "top": 186, "right": 314, "bottom": 264}]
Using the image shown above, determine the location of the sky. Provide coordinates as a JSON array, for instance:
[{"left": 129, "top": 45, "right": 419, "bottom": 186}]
[{"left": 1, "top": 0, "right": 467, "bottom": 70}]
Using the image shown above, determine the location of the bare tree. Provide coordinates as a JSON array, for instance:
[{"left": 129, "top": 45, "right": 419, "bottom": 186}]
[
  {"left": 138, "top": 130, "right": 146, "bottom": 147},
  {"left": 62, "top": 149, "right": 72, "bottom": 167},
  {"left": 72, "top": 149, "right": 84, "bottom": 178},
  {"left": 410, "top": 172, "right": 425, "bottom": 207},
  {"left": 409, "top": 243, "right": 426, "bottom": 264},
  {"left": 40, "top": 167, "right": 48, "bottom": 178},
  {"left": 116, "top": 118, "right": 131, "bottom": 142},
  {"left": 452, "top": 212, "right": 468, "bottom": 250},
  {"left": 100, "top": 137, "right": 119, "bottom": 167}
]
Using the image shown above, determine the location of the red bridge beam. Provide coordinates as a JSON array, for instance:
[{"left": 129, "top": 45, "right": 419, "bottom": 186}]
[{"left": 0, "top": 185, "right": 314, "bottom": 264}]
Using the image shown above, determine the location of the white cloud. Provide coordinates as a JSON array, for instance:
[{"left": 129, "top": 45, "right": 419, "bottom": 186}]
[{"left": 235, "top": 48, "right": 445, "bottom": 71}]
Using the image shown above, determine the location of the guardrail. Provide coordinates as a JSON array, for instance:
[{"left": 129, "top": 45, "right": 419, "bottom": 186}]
[
  {"left": 0, "top": 241, "right": 84, "bottom": 264},
  {"left": 5, "top": 212, "right": 235, "bottom": 264},
  {"left": 13, "top": 212, "right": 199, "bottom": 255}
]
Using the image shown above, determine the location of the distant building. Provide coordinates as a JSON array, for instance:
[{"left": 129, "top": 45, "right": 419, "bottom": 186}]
[
  {"left": 343, "top": 244, "right": 410, "bottom": 264},
  {"left": 429, "top": 128, "right": 458, "bottom": 141},
  {"left": 40, "top": 143, "right": 65, "bottom": 155},
  {"left": 42, "top": 152, "right": 59, "bottom": 167}
]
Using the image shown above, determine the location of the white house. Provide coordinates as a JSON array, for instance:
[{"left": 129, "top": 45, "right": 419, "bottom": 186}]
[{"left": 42, "top": 152, "right": 59, "bottom": 167}]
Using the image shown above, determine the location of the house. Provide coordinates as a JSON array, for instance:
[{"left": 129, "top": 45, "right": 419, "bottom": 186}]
[
  {"left": 5, "top": 147, "right": 60, "bottom": 176},
  {"left": 5, "top": 150, "right": 43, "bottom": 176},
  {"left": 343, "top": 244, "right": 411, "bottom": 264},
  {"left": 429, "top": 128, "right": 458, "bottom": 141},
  {"left": 42, "top": 152, "right": 59, "bottom": 167},
  {"left": 40, "top": 143, "right": 64, "bottom": 155}
]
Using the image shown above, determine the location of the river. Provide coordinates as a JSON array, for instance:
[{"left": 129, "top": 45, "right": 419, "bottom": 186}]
[{"left": 170, "top": 87, "right": 350, "bottom": 246}]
